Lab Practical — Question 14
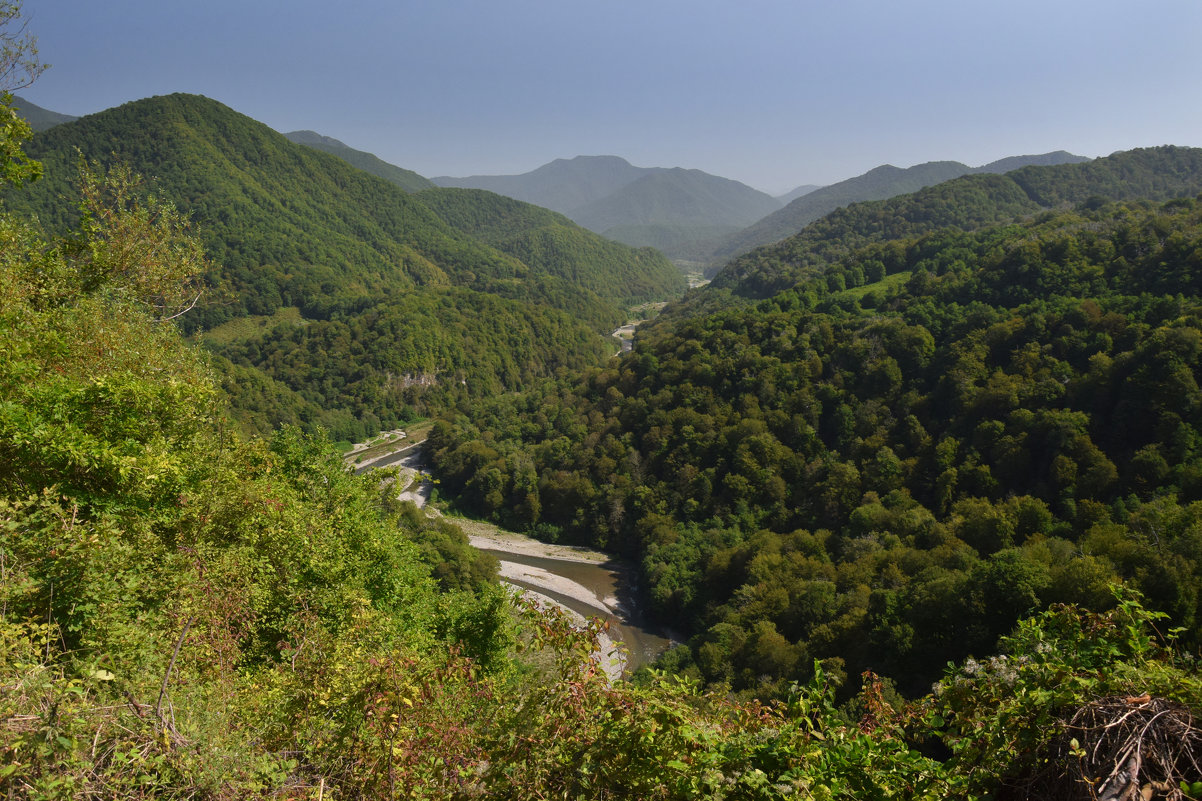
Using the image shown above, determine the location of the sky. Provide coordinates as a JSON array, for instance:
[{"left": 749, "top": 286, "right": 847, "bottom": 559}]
[{"left": 16, "top": 0, "right": 1202, "bottom": 195}]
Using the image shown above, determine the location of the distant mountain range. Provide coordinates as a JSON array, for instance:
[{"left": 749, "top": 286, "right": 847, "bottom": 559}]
[
  {"left": 11, "top": 94, "right": 78, "bottom": 131},
  {"left": 433, "top": 152, "right": 1093, "bottom": 267},
  {"left": 705, "top": 151, "right": 1091, "bottom": 266},
  {"left": 434, "top": 155, "right": 784, "bottom": 261},
  {"left": 776, "top": 184, "right": 822, "bottom": 204},
  {"left": 705, "top": 145, "right": 1202, "bottom": 302}
]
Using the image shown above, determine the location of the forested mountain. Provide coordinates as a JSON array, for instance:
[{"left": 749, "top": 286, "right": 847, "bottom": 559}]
[
  {"left": 416, "top": 187, "right": 685, "bottom": 307},
  {"left": 570, "top": 167, "right": 782, "bottom": 256},
  {"left": 3, "top": 93, "right": 689, "bottom": 440},
  {"left": 8, "top": 93, "right": 582, "bottom": 330},
  {"left": 433, "top": 154, "right": 786, "bottom": 260},
  {"left": 429, "top": 195, "right": 1202, "bottom": 699},
  {"left": 776, "top": 183, "right": 822, "bottom": 204},
  {"left": 708, "top": 146, "right": 1202, "bottom": 301},
  {"left": 432, "top": 154, "right": 649, "bottom": 213},
  {"left": 284, "top": 129, "right": 435, "bottom": 192},
  {"left": 10, "top": 93, "right": 77, "bottom": 130},
  {"left": 5, "top": 70, "right": 1202, "bottom": 800},
  {"left": 707, "top": 151, "right": 1090, "bottom": 266}
]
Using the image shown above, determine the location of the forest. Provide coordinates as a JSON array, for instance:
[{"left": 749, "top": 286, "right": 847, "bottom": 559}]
[
  {"left": 2, "top": 93, "right": 686, "bottom": 442},
  {"left": 5, "top": 32, "right": 1202, "bottom": 794},
  {"left": 429, "top": 193, "right": 1202, "bottom": 698}
]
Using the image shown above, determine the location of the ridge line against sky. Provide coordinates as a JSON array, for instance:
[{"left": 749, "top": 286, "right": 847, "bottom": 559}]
[{"left": 18, "top": 0, "right": 1202, "bottom": 195}]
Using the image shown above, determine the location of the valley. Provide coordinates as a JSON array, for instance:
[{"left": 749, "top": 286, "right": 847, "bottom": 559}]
[{"left": 7, "top": 77, "right": 1202, "bottom": 798}]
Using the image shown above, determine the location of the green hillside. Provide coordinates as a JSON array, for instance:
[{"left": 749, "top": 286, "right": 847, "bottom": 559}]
[
  {"left": 284, "top": 129, "right": 435, "bottom": 192},
  {"left": 416, "top": 186, "right": 687, "bottom": 307},
  {"left": 429, "top": 195, "right": 1202, "bottom": 698},
  {"left": 709, "top": 146, "right": 1202, "bottom": 301},
  {"left": 569, "top": 168, "right": 781, "bottom": 231},
  {"left": 7, "top": 93, "right": 620, "bottom": 333},
  {"left": 707, "top": 152, "right": 1089, "bottom": 266},
  {"left": 569, "top": 167, "right": 782, "bottom": 259},
  {"left": 3, "top": 78, "right": 1202, "bottom": 801}
]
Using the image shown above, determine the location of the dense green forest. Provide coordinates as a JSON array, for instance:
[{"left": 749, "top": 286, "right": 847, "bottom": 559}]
[
  {"left": 414, "top": 186, "right": 685, "bottom": 307},
  {"left": 705, "top": 146, "right": 1202, "bottom": 303},
  {"left": 7, "top": 93, "right": 669, "bottom": 333},
  {"left": 2, "top": 93, "right": 691, "bottom": 441},
  {"left": 429, "top": 195, "right": 1202, "bottom": 698},
  {"left": 209, "top": 288, "right": 616, "bottom": 438},
  {"left": 705, "top": 152, "right": 1089, "bottom": 267},
  {"left": 284, "top": 129, "right": 436, "bottom": 193},
  {"left": 4, "top": 51, "right": 1202, "bottom": 800}
]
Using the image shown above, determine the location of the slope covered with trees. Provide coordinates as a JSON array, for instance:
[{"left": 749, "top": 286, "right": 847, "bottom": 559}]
[
  {"left": 429, "top": 195, "right": 1202, "bottom": 697},
  {"left": 7, "top": 93, "right": 622, "bottom": 333},
  {"left": 416, "top": 186, "right": 686, "bottom": 307},
  {"left": 284, "top": 129, "right": 436, "bottom": 193},
  {"left": 2, "top": 31, "right": 1201, "bottom": 795},
  {"left": 708, "top": 152, "right": 1089, "bottom": 266},
  {"left": 706, "top": 146, "right": 1202, "bottom": 302},
  {"left": 3, "top": 94, "right": 693, "bottom": 439}
]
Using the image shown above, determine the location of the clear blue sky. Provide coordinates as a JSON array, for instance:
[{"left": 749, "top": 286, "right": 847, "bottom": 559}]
[{"left": 17, "top": 0, "right": 1202, "bottom": 194}]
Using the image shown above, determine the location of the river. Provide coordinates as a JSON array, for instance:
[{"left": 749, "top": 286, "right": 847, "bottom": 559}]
[
  {"left": 351, "top": 438, "right": 676, "bottom": 676},
  {"left": 475, "top": 545, "right": 674, "bottom": 673}
]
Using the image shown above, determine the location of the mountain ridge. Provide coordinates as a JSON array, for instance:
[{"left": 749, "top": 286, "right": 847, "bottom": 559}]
[
  {"left": 706, "top": 151, "right": 1091, "bottom": 266},
  {"left": 706, "top": 145, "right": 1202, "bottom": 302},
  {"left": 283, "top": 129, "right": 435, "bottom": 193}
]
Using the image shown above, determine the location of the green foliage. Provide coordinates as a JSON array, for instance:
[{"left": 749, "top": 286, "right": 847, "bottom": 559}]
[
  {"left": 285, "top": 130, "right": 436, "bottom": 192},
  {"left": 708, "top": 146, "right": 1202, "bottom": 302},
  {"left": 0, "top": 91, "right": 37, "bottom": 186},
  {"left": 417, "top": 185, "right": 687, "bottom": 308},
  {"left": 927, "top": 588, "right": 1202, "bottom": 798},
  {"left": 430, "top": 197, "right": 1202, "bottom": 697}
]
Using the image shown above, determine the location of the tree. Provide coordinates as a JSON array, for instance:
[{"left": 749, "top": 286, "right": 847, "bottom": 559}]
[
  {"left": 0, "top": 2, "right": 42, "bottom": 92},
  {"left": 0, "top": 3, "right": 40, "bottom": 186}
]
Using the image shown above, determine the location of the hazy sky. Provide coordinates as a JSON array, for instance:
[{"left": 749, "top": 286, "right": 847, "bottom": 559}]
[{"left": 17, "top": 1, "right": 1202, "bottom": 194}]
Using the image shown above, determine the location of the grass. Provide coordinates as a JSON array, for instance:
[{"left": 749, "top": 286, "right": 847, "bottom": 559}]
[
  {"left": 833, "top": 270, "right": 913, "bottom": 303},
  {"left": 198, "top": 306, "right": 305, "bottom": 345}
]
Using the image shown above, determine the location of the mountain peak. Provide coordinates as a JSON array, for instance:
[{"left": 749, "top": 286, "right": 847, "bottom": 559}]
[{"left": 284, "top": 129, "right": 348, "bottom": 148}]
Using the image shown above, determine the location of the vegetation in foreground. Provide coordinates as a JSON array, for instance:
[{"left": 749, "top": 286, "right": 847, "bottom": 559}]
[
  {"left": 0, "top": 101, "right": 1198, "bottom": 801},
  {"left": 1, "top": 25, "right": 1201, "bottom": 797}
]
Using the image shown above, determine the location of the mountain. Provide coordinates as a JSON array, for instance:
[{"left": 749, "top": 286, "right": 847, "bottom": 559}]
[
  {"left": 6, "top": 93, "right": 685, "bottom": 439},
  {"left": 570, "top": 167, "right": 782, "bottom": 234},
  {"left": 972, "top": 149, "right": 1089, "bottom": 174},
  {"left": 433, "top": 154, "right": 649, "bottom": 214},
  {"left": 434, "top": 156, "right": 785, "bottom": 261},
  {"left": 429, "top": 192, "right": 1202, "bottom": 699},
  {"left": 707, "top": 152, "right": 1090, "bottom": 266},
  {"left": 776, "top": 183, "right": 822, "bottom": 204},
  {"left": 708, "top": 146, "right": 1202, "bottom": 301},
  {"left": 416, "top": 187, "right": 685, "bottom": 307},
  {"left": 284, "top": 129, "right": 435, "bottom": 192},
  {"left": 10, "top": 93, "right": 77, "bottom": 130}
]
